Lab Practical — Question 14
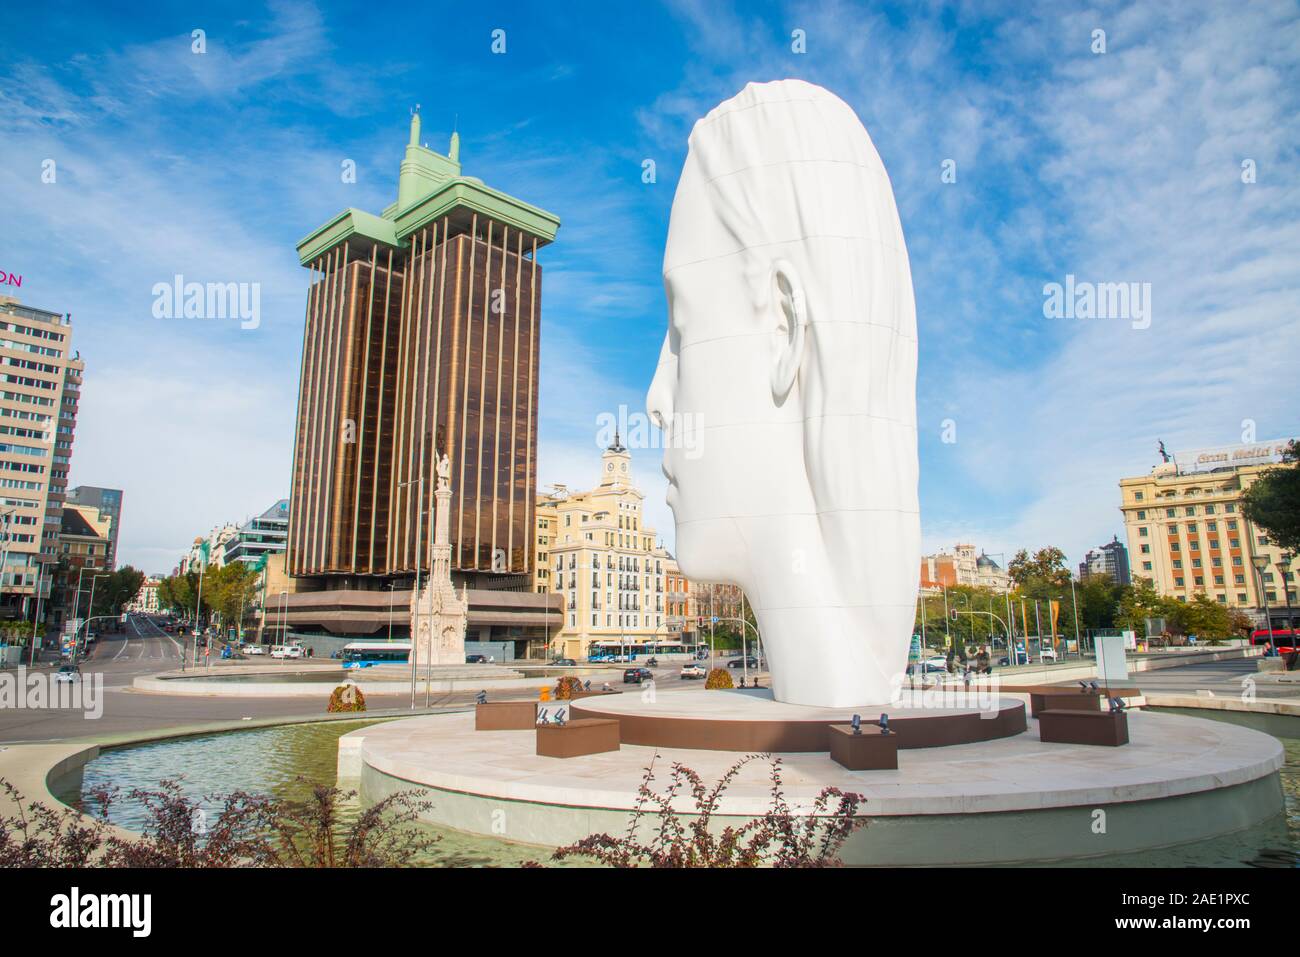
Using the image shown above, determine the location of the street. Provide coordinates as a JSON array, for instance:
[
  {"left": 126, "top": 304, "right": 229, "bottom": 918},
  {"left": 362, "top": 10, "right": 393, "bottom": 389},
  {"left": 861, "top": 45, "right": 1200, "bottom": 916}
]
[{"left": 0, "top": 615, "right": 747, "bottom": 744}]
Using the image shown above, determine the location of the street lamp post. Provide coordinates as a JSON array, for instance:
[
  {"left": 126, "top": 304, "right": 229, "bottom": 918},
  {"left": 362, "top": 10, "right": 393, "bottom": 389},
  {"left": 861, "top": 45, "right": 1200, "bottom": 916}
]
[
  {"left": 28, "top": 562, "right": 46, "bottom": 667},
  {"left": 192, "top": 564, "right": 206, "bottom": 668},
  {"left": 942, "top": 585, "right": 951, "bottom": 647},
  {"left": 1277, "top": 553, "right": 1295, "bottom": 641},
  {"left": 1252, "top": 554, "right": 1273, "bottom": 648},
  {"left": 1069, "top": 577, "right": 1082, "bottom": 659}
]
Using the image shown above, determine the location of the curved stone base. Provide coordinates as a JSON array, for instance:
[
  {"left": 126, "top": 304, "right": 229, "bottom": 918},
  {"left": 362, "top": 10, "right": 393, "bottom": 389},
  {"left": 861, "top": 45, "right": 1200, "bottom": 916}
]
[
  {"left": 346, "top": 708, "right": 1286, "bottom": 865},
  {"left": 571, "top": 688, "right": 1026, "bottom": 751}
]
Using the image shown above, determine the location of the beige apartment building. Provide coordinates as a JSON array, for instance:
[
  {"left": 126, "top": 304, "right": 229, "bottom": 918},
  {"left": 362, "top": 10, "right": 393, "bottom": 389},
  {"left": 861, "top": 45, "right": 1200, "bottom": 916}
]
[
  {"left": 0, "top": 296, "right": 82, "bottom": 622},
  {"left": 534, "top": 436, "right": 680, "bottom": 659},
  {"left": 1119, "top": 439, "right": 1299, "bottom": 628}
]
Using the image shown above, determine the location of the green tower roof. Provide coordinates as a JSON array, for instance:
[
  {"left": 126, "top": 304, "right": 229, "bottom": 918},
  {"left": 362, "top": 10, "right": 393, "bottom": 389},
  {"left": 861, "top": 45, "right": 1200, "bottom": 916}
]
[{"left": 296, "top": 111, "right": 560, "bottom": 265}]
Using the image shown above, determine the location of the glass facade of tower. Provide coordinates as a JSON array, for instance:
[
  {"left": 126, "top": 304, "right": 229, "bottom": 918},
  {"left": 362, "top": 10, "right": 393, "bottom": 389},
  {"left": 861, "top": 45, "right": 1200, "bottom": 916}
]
[{"left": 289, "top": 212, "right": 544, "bottom": 582}]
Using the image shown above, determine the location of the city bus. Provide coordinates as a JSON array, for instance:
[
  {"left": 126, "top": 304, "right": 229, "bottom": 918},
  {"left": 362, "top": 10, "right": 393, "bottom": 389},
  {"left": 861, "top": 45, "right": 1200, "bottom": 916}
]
[
  {"left": 586, "top": 641, "right": 693, "bottom": 662},
  {"left": 342, "top": 641, "right": 411, "bottom": 668},
  {"left": 1250, "top": 629, "right": 1297, "bottom": 655}
]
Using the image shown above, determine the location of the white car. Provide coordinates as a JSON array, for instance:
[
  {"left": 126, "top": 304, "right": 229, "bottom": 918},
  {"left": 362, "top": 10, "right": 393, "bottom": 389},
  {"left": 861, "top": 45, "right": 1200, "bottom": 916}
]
[
  {"left": 54, "top": 665, "right": 81, "bottom": 683},
  {"left": 284, "top": 645, "right": 304, "bottom": 659},
  {"left": 244, "top": 645, "right": 266, "bottom": 656},
  {"left": 680, "top": 663, "right": 706, "bottom": 679}
]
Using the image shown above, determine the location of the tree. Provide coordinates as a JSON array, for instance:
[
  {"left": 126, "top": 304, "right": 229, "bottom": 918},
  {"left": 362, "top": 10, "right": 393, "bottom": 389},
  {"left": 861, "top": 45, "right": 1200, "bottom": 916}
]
[
  {"left": 88, "top": 566, "right": 146, "bottom": 621},
  {"left": 207, "top": 563, "right": 260, "bottom": 637},
  {"left": 157, "top": 571, "right": 203, "bottom": 623},
  {"left": 1075, "top": 573, "right": 1123, "bottom": 631},
  {"left": 1178, "top": 593, "right": 1233, "bottom": 639},
  {"left": 1241, "top": 440, "right": 1300, "bottom": 553},
  {"left": 1008, "top": 547, "right": 1072, "bottom": 596},
  {"left": 1115, "top": 576, "right": 1173, "bottom": 637}
]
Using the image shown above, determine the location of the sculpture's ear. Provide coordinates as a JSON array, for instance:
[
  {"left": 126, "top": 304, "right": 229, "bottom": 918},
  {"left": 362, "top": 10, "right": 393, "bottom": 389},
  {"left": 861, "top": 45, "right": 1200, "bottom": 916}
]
[{"left": 771, "top": 259, "right": 806, "bottom": 403}]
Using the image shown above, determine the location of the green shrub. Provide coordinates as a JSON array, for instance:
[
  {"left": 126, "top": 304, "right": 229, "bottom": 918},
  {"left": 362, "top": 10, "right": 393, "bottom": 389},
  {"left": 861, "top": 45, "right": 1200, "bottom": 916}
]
[
  {"left": 705, "top": 668, "right": 734, "bottom": 690},
  {"left": 327, "top": 684, "right": 366, "bottom": 713},
  {"left": 553, "top": 675, "right": 585, "bottom": 700}
]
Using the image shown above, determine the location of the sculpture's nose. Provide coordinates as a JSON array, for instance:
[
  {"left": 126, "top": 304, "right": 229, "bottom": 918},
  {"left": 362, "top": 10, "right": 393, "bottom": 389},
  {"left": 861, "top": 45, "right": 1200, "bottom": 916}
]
[{"left": 646, "top": 333, "right": 675, "bottom": 432}]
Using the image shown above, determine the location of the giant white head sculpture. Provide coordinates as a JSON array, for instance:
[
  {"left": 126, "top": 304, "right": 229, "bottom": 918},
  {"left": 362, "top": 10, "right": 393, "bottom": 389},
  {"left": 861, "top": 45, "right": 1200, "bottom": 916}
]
[{"left": 646, "top": 79, "right": 920, "bottom": 708}]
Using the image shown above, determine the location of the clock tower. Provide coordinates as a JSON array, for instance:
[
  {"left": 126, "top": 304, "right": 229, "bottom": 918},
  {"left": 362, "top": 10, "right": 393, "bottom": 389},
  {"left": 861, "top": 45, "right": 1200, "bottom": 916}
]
[{"left": 599, "top": 431, "right": 632, "bottom": 488}]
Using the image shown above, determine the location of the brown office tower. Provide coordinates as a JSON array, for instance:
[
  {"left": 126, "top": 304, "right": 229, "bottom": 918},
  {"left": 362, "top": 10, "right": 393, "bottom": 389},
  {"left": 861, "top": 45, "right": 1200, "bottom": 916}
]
[{"left": 282, "top": 112, "right": 562, "bottom": 658}]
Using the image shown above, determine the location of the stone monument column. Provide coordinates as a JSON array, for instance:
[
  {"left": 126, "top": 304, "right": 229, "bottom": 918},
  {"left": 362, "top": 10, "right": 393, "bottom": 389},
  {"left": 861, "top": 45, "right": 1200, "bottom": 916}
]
[{"left": 410, "top": 454, "right": 469, "bottom": 668}]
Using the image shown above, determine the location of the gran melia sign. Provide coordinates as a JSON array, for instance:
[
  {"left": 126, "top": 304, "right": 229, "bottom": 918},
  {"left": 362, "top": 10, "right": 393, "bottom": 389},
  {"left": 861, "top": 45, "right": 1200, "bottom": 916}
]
[{"left": 1174, "top": 439, "right": 1296, "bottom": 474}]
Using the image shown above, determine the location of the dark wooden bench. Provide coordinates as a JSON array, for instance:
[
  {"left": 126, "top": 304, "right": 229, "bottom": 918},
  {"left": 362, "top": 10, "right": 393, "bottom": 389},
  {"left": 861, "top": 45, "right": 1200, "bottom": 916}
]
[
  {"left": 475, "top": 701, "right": 537, "bottom": 731},
  {"left": 1028, "top": 690, "right": 1101, "bottom": 718},
  {"left": 827, "top": 725, "right": 899, "bottom": 770},
  {"left": 536, "top": 718, "right": 621, "bottom": 758},
  {"left": 1038, "top": 709, "right": 1129, "bottom": 747}
]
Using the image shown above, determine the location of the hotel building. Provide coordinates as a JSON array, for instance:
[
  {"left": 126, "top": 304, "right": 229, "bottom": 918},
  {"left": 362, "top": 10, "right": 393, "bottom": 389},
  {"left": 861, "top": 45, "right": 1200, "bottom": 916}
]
[
  {"left": 0, "top": 295, "right": 82, "bottom": 622},
  {"left": 535, "top": 438, "right": 676, "bottom": 660},
  {"left": 1119, "top": 439, "right": 1299, "bottom": 628},
  {"left": 281, "top": 112, "right": 562, "bottom": 655}
]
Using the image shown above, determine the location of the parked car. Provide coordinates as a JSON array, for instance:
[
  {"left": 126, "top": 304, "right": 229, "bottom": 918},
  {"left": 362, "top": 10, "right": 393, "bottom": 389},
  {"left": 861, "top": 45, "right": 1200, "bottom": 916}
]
[
  {"left": 680, "top": 663, "right": 706, "bottom": 679},
  {"left": 54, "top": 664, "right": 80, "bottom": 684},
  {"left": 727, "top": 656, "right": 759, "bottom": 669},
  {"left": 552, "top": 657, "right": 577, "bottom": 667},
  {"left": 284, "top": 645, "right": 304, "bottom": 659},
  {"left": 623, "top": 667, "right": 653, "bottom": 684},
  {"left": 466, "top": 654, "right": 488, "bottom": 664},
  {"left": 244, "top": 645, "right": 265, "bottom": 656}
]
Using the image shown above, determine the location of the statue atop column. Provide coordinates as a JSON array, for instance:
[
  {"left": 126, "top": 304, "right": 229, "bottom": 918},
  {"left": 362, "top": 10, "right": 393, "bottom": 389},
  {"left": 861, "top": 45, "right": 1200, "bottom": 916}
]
[{"left": 410, "top": 453, "right": 469, "bottom": 667}]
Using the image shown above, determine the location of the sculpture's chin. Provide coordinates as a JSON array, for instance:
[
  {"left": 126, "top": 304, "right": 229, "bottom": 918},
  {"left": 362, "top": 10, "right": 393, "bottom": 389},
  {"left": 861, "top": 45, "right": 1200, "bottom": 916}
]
[{"left": 671, "top": 520, "right": 731, "bottom": 585}]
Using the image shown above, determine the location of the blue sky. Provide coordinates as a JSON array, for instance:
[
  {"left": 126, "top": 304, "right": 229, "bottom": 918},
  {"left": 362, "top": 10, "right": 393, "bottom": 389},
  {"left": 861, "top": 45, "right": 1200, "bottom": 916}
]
[{"left": 1, "top": 0, "right": 1297, "bottom": 576}]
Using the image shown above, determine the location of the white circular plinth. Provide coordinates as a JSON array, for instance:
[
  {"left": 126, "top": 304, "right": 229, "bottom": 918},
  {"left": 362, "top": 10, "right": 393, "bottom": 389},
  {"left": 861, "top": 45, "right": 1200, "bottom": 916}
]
[{"left": 346, "top": 706, "right": 1286, "bottom": 865}]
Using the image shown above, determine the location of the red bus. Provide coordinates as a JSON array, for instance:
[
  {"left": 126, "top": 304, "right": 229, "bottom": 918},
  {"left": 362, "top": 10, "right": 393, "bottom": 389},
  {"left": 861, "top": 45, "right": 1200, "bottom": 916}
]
[{"left": 1250, "top": 629, "right": 1297, "bottom": 655}]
